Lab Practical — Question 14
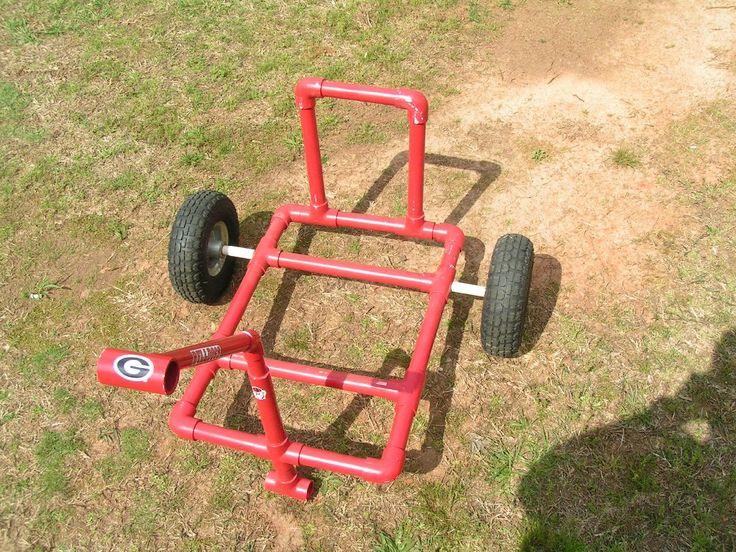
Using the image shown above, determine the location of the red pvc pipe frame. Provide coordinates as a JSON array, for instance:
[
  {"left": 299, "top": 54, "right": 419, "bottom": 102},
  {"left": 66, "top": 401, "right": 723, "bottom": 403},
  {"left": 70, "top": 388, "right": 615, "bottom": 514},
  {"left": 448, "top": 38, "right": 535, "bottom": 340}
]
[{"left": 97, "top": 78, "right": 466, "bottom": 500}]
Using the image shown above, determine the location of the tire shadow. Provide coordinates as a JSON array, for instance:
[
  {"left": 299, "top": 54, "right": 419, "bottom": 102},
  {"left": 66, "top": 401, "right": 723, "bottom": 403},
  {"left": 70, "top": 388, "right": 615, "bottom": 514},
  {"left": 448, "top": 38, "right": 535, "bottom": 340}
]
[{"left": 520, "top": 254, "right": 561, "bottom": 355}]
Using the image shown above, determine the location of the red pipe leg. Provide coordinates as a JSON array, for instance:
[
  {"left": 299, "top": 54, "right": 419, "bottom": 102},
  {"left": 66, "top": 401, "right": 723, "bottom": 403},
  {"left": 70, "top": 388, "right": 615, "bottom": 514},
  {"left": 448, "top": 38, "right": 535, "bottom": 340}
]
[{"left": 242, "top": 332, "right": 313, "bottom": 500}]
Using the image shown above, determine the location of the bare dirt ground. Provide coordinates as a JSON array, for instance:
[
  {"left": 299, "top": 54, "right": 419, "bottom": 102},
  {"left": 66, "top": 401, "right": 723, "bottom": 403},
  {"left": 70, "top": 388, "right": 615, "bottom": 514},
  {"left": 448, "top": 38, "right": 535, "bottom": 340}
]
[
  {"left": 342, "top": 0, "right": 735, "bottom": 310},
  {"left": 440, "top": 0, "right": 734, "bottom": 303}
]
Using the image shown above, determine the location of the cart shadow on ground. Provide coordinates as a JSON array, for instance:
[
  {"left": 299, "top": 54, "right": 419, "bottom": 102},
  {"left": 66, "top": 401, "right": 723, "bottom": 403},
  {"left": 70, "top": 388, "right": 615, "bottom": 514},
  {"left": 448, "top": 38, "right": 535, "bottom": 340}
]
[
  {"left": 222, "top": 151, "right": 561, "bottom": 490},
  {"left": 518, "top": 328, "right": 736, "bottom": 550}
]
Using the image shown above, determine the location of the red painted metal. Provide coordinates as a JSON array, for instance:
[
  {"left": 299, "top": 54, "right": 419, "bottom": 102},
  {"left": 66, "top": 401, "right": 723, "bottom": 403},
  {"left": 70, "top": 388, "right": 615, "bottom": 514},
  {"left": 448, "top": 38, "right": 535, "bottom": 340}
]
[
  {"left": 96, "top": 78, "right": 467, "bottom": 500},
  {"left": 97, "top": 349, "right": 179, "bottom": 395},
  {"left": 218, "top": 356, "right": 403, "bottom": 401},
  {"left": 97, "top": 333, "right": 256, "bottom": 395}
]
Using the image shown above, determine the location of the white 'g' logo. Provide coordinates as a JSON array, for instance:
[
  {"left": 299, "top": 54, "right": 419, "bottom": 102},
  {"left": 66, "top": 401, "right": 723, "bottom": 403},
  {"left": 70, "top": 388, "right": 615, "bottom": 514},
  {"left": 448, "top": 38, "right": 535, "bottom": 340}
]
[{"left": 113, "top": 355, "right": 154, "bottom": 382}]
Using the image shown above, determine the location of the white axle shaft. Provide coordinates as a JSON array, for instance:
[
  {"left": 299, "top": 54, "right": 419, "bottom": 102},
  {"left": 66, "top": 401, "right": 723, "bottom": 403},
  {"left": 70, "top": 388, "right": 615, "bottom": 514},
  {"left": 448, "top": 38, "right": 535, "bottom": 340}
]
[
  {"left": 222, "top": 244, "right": 254, "bottom": 259},
  {"left": 221, "top": 245, "right": 486, "bottom": 298}
]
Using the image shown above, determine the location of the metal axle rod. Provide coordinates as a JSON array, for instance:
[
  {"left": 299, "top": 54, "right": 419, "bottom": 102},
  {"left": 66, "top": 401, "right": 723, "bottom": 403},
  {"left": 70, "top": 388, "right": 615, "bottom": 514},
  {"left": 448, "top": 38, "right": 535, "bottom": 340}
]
[{"left": 221, "top": 245, "right": 486, "bottom": 298}]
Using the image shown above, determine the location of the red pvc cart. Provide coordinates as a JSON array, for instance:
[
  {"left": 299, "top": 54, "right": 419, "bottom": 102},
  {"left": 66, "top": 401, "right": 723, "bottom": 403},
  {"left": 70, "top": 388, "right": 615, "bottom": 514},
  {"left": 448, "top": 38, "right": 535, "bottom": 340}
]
[{"left": 97, "top": 78, "right": 535, "bottom": 500}]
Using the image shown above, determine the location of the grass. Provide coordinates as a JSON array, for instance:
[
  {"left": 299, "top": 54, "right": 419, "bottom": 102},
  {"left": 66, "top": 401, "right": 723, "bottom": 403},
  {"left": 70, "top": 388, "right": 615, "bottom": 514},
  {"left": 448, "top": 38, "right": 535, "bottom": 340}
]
[
  {"left": 611, "top": 147, "right": 641, "bottom": 168},
  {"left": 374, "top": 525, "right": 421, "bottom": 552},
  {"left": 35, "top": 429, "right": 84, "bottom": 496},
  {"left": 284, "top": 326, "right": 312, "bottom": 353},
  {"left": 518, "top": 522, "right": 587, "bottom": 552},
  {"left": 532, "top": 148, "right": 548, "bottom": 162},
  {"left": 348, "top": 122, "right": 388, "bottom": 145},
  {"left": 517, "top": 102, "right": 736, "bottom": 550},
  {"left": 22, "top": 276, "right": 63, "bottom": 300},
  {"left": 97, "top": 428, "right": 151, "bottom": 482}
]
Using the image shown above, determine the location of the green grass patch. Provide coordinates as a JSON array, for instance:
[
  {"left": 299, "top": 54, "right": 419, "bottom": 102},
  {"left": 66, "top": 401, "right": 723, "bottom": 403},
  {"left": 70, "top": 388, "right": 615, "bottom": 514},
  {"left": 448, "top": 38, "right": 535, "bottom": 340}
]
[
  {"left": 532, "top": 148, "right": 549, "bottom": 162},
  {"left": 5, "top": 17, "right": 37, "bottom": 44},
  {"left": 373, "top": 524, "right": 422, "bottom": 552},
  {"left": 70, "top": 214, "right": 131, "bottom": 241},
  {"left": 347, "top": 122, "right": 387, "bottom": 145},
  {"left": 35, "top": 429, "right": 84, "bottom": 496},
  {"left": 409, "top": 479, "right": 486, "bottom": 548},
  {"left": 21, "top": 276, "right": 63, "bottom": 300},
  {"left": 80, "top": 398, "right": 104, "bottom": 420},
  {"left": 284, "top": 326, "right": 311, "bottom": 353},
  {"left": 97, "top": 428, "right": 151, "bottom": 482},
  {"left": 486, "top": 444, "right": 520, "bottom": 486},
  {"left": 208, "top": 453, "right": 243, "bottom": 511},
  {"left": 611, "top": 147, "right": 641, "bottom": 168},
  {"left": 0, "top": 80, "right": 44, "bottom": 143},
  {"left": 52, "top": 388, "right": 78, "bottom": 414},
  {"left": 518, "top": 521, "right": 588, "bottom": 552},
  {"left": 105, "top": 169, "right": 143, "bottom": 191},
  {"left": 21, "top": 344, "right": 69, "bottom": 380}
]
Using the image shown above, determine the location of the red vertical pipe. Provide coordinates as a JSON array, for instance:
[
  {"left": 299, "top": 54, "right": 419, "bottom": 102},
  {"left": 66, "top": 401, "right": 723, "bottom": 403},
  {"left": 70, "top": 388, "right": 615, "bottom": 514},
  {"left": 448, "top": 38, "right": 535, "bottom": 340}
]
[
  {"left": 298, "top": 108, "right": 328, "bottom": 214},
  {"left": 242, "top": 334, "right": 294, "bottom": 481},
  {"left": 243, "top": 331, "right": 313, "bottom": 500},
  {"left": 406, "top": 120, "right": 426, "bottom": 228}
]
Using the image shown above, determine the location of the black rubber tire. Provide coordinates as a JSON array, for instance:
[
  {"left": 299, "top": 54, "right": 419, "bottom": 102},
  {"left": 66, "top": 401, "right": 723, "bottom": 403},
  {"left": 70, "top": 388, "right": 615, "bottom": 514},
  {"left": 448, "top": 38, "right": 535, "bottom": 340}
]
[
  {"left": 481, "top": 234, "right": 534, "bottom": 357},
  {"left": 168, "top": 190, "right": 239, "bottom": 304}
]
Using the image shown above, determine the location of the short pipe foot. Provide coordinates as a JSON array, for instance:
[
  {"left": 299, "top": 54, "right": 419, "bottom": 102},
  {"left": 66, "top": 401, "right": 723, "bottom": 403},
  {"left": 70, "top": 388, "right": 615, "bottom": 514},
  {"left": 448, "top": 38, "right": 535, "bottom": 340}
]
[{"left": 264, "top": 470, "right": 314, "bottom": 501}]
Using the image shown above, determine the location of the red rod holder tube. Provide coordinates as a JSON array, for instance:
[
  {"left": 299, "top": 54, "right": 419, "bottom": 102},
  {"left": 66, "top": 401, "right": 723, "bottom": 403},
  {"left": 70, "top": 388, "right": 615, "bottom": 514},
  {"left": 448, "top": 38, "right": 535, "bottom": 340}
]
[
  {"left": 97, "top": 349, "right": 179, "bottom": 395},
  {"left": 97, "top": 333, "right": 254, "bottom": 395}
]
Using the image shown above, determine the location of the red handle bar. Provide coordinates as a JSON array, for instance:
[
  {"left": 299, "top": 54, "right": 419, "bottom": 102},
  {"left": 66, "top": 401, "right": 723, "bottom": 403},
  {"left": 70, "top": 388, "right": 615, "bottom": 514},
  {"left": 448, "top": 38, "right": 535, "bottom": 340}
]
[
  {"left": 294, "top": 77, "right": 428, "bottom": 226},
  {"left": 295, "top": 77, "right": 429, "bottom": 124}
]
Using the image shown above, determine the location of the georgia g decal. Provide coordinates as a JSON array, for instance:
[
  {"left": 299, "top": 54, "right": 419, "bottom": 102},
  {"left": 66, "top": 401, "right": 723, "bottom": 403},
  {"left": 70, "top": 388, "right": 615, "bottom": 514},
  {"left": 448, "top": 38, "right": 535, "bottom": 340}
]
[{"left": 113, "top": 354, "right": 154, "bottom": 383}]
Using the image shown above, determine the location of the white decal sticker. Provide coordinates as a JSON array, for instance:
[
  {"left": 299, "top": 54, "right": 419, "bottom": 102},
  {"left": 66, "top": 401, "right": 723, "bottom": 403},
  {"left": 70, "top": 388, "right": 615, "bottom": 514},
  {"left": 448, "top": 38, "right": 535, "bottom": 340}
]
[
  {"left": 113, "top": 354, "right": 154, "bottom": 383},
  {"left": 190, "top": 345, "right": 222, "bottom": 365},
  {"left": 252, "top": 386, "right": 267, "bottom": 401}
]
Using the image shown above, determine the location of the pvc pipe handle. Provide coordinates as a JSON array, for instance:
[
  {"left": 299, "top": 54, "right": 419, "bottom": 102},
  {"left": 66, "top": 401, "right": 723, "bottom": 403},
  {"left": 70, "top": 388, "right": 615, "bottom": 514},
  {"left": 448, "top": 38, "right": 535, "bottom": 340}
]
[
  {"left": 97, "top": 349, "right": 179, "bottom": 395},
  {"left": 295, "top": 78, "right": 428, "bottom": 124}
]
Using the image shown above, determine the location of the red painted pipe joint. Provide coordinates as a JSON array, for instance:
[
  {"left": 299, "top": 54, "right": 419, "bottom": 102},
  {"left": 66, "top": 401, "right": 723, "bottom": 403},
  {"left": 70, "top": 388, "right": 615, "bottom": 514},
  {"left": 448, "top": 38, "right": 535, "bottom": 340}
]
[{"left": 294, "top": 77, "right": 429, "bottom": 124}]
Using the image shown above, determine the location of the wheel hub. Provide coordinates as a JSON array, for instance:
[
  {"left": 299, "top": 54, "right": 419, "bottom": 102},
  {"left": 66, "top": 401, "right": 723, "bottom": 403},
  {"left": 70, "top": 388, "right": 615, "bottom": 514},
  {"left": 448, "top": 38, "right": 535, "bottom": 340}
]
[{"left": 206, "top": 221, "right": 229, "bottom": 276}]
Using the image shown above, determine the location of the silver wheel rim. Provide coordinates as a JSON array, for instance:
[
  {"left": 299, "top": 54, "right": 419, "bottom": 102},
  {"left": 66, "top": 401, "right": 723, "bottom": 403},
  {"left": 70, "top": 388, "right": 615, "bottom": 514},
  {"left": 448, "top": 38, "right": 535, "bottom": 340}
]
[{"left": 206, "top": 221, "right": 229, "bottom": 276}]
